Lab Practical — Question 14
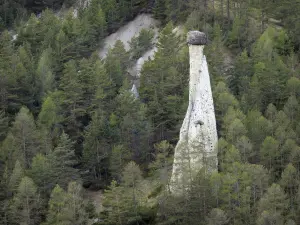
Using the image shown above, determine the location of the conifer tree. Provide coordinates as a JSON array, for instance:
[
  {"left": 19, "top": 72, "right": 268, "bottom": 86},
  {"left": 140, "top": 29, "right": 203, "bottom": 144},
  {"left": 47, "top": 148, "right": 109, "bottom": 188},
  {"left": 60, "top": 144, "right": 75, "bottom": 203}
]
[
  {"left": 110, "top": 145, "right": 130, "bottom": 181},
  {"left": 10, "top": 176, "right": 42, "bottom": 225},
  {"left": 8, "top": 160, "right": 24, "bottom": 194},
  {"left": 105, "top": 40, "right": 129, "bottom": 90},
  {"left": 29, "top": 154, "right": 54, "bottom": 195},
  {"left": 38, "top": 96, "right": 60, "bottom": 131},
  {"left": 36, "top": 48, "right": 54, "bottom": 97},
  {"left": 64, "top": 182, "right": 87, "bottom": 224},
  {"left": 0, "top": 110, "right": 8, "bottom": 141},
  {"left": 140, "top": 22, "right": 187, "bottom": 138},
  {"left": 257, "top": 184, "right": 287, "bottom": 225},
  {"left": 102, "top": 180, "right": 133, "bottom": 225},
  {"left": 45, "top": 184, "right": 68, "bottom": 225},
  {"left": 9, "top": 107, "right": 40, "bottom": 168},
  {"left": 207, "top": 208, "right": 228, "bottom": 225},
  {"left": 83, "top": 111, "right": 110, "bottom": 184},
  {"left": 149, "top": 140, "right": 173, "bottom": 188},
  {"left": 153, "top": 0, "right": 167, "bottom": 21},
  {"left": 50, "top": 132, "right": 79, "bottom": 188}
]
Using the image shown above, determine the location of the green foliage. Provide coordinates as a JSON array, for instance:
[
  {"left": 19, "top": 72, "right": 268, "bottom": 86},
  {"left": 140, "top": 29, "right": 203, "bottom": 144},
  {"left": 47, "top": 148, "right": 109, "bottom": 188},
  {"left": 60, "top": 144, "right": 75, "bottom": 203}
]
[
  {"left": 38, "top": 96, "right": 60, "bottom": 131},
  {"left": 129, "top": 28, "right": 155, "bottom": 60},
  {"left": 29, "top": 154, "right": 54, "bottom": 195},
  {"left": 45, "top": 182, "right": 87, "bottom": 225},
  {"left": 207, "top": 208, "right": 228, "bottom": 225},
  {"left": 257, "top": 184, "right": 288, "bottom": 225},
  {"left": 45, "top": 185, "right": 67, "bottom": 224},
  {"left": 10, "top": 176, "right": 42, "bottom": 225},
  {"left": 5, "top": 107, "right": 41, "bottom": 168},
  {"left": 140, "top": 22, "right": 188, "bottom": 140},
  {"left": 1, "top": 1, "right": 300, "bottom": 224},
  {"left": 153, "top": 0, "right": 167, "bottom": 21},
  {"left": 50, "top": 132, "right": 79, "bottom": 188},
  {"left": 0, "top": 110, "right": 8, "bottom": 141},
  {"left": 149, "top": 140, "right": 173, "bottom": 187},
  {"left": 105, "top": 40, "right": 129, "bottom": 90},
  {"left": 36, "top": 48, "right": 54, "bottom": 97},
  {"left": 8, "top": 161, "right": 24, "bottom": 193}
]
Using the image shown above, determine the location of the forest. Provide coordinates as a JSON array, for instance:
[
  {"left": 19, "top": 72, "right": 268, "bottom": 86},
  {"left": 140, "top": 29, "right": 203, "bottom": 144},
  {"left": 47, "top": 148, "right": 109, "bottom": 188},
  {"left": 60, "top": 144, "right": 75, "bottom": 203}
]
[{"left": 1, "top": 0, "right": 300, "bottom": 224}]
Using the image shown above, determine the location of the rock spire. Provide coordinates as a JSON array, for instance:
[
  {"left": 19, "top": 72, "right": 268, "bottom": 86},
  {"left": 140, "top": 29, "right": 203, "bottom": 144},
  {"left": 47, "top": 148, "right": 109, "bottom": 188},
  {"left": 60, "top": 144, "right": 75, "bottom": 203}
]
[{"left": 169, "top": 31, "right": 218, "bottom": 195}]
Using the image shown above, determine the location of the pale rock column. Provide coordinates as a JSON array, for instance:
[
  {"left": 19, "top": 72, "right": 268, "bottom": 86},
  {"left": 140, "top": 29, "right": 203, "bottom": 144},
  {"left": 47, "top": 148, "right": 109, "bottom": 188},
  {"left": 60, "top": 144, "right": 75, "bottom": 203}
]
[
  {"left": 131, "top": 84, "right": 139, "bottom": 98},
  {"left": 169, "top": 31, "right": 218, "bottom": 195}
]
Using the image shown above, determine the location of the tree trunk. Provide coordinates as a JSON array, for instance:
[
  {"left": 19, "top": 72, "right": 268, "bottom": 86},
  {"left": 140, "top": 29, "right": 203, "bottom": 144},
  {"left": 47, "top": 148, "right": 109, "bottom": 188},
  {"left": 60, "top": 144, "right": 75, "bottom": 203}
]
[
  {"left": 261, "top": 10, "right": 265, "bottom": 33},
  {"left": 212, "top": 0, "right": 215, "bottom": 22},
  {"left": 227, "top": 0, "right": 230, "bottom": 21},
  {"left": 221, "top": 0, "right": 224, "bottom": 25}
]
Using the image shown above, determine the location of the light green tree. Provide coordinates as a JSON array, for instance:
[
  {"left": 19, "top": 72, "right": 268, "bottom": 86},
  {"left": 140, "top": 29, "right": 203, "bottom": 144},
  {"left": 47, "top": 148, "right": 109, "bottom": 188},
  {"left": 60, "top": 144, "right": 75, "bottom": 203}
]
[
  {"left": 206, "top": 208, "right": 229, "bottom": 225},
  {"left": 10, "top": 176, "right": 41, "bottom": 225},
  {"left": 45, "top": 184, "right": 68, "bottom": 225},
  {"left": 109, "top": 145, "right": 130, "bottom": 181},
  {"left": 8, "top": 160, "right": 24, "bottom": 193},
  {"left": 9, "top": 107, "right": 41, "bottom": 168}
]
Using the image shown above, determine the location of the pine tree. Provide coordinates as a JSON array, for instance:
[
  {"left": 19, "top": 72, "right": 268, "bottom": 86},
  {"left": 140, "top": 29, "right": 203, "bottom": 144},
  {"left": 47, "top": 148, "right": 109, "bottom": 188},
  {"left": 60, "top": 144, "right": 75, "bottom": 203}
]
[
  {"left": 86, "top": 2, "right": 107, "bottom": 40},
  {"left": 148, "top": 140, "right": 173, "bottom": 188},
  {"left": 206, "top": 208, "right": 228, "bottom": 225},
  {"left": 226, "top": 118, "right": 247, "bottom": 143},
  {"left": 8, "top": 160, "right": 24, "bottom": 194},
  {"left": 36, "top": 48, "right": 54, "bottom": 97},
  {"left": 260, "top": 136, "right": 279, "bottom": 171},
  {"left": 38, "top": 96, "right": 61, "bottom": 131},
  {"left": 284, "top": 95, "right": 299, "bottom": 125},
  {"left": 8, "top": 46, "right": 37, "bottom": 113},
  {"left": 8, "top": 107, "right": 40, "bottom": 168},
  {"left": 105, "top": 40, "right": 129, "bottom": 90},
  {"left": 235, "top": 136, "right": 253, "bottom": 163},
  {"left": 102, "top": 180, "right": 132, "bottom": 225},
  {"left": 0, "top": 31, "right": 13, "bottom": 111},
  {"left": 280, "top": 164, "right": 299, "bottom": 207},
  {"left": 115, "top": 88, "right": 152, "bottom": 163},
  {"left": 45, "top": 184, "right": 68, "bottom": 225},
  {"left": 29, "top": 154, "right": 54, "bottom": 195},
  {"left": 257, "top": 183, "right": 287, "bottom": 225},
  {"left": 46, "top": 182, "right": 87, "bottom": 225},
  {"left": 122, "top": 161, "right": 143, "bottom": 222},
  {"left": 286, "top": 77, "right": 300, "bottom": 98},
  {"left": 50, "top": 132, "right": 79, "bottom": 188},
  {"left": 10, "top": 176, "right": 42, "bottom": 225},
  {"left": 64, "top": 182, "right": 87, "bottom": 224},
  {"left": 153, "top": 0, "right": 167, "bottom": 21},
  {"left": 110, "top": 145, "right": 130, "bottom": 181},
  {"left": 140, "top": 22, "right": 187, "bottom": 139},
  {"left": 100, "top": 0, "right": 119, "bottom": 32},
  {"left": 83, "top": 111, "right": 110, "bottom": 184},
  {"left": 230, "top": 50, "right": 253, "bottom": 96},
  {"left": 59, "top": 60, "right": 84, "bottom": 140},
  {"left": 0, "top": 110, "right": 8, "bottom": 141},
  {"left": 92, "top": 58, "right": 115, "bottom": 110}
]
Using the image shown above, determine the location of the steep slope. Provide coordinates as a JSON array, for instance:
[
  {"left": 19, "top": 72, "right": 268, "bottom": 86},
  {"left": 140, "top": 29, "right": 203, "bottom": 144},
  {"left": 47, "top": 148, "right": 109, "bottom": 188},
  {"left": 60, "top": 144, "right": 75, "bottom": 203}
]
[{"left": 99, "top": 13, "right": 159, "bottom": 80}]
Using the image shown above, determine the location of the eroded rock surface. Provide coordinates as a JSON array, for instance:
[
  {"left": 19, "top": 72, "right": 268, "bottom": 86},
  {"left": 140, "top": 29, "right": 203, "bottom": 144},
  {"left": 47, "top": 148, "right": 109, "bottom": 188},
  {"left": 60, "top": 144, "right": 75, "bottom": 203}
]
[{"left": 170, "top": 32, "right": 218, "bottom": 195}]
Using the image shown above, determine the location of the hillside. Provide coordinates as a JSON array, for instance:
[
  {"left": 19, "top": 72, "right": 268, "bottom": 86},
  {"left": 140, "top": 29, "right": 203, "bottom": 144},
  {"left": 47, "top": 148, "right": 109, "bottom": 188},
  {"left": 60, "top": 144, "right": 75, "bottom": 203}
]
[{"left": 1, "top": 0, "right": 300, "bottom": 225}]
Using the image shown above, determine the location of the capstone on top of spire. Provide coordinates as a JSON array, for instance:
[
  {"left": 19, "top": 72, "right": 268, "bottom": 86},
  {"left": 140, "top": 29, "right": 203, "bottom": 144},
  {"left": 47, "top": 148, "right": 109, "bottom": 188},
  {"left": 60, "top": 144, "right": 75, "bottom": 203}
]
[{"left": 187, "top": 31, "right": 207, "bottom": 45}]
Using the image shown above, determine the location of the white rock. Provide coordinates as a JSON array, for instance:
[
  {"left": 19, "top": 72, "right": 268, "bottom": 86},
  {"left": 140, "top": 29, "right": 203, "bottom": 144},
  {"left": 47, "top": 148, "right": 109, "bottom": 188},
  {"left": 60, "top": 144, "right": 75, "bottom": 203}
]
[
  {"left": 12, "top": 34, "right": 18, "bottom": 41},
  {"left": 136, "top": 57, "right": 144, "bottom": 77},
  {"left": 131, "top": 84, "right": 139, "bottom": 98},
  {"left": 99, "top": 14, "right": 159, "bottom": 58},
  {"left": 169, "top": 42, "right": 218, "bottom": 195},
  {"left": 73, "top": 9, "right": 78, "bottom": 18}
]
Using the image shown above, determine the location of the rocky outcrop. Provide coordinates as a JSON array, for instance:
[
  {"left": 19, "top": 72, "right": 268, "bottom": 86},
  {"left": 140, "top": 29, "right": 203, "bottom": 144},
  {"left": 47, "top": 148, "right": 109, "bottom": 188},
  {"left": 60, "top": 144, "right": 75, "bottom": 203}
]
[
  {"left": 131, "top": 84, "right": 139, "bottom": 98},
  {"left": 169, "top": 31, "right": 218, "bottom": 195},
  {"left": 99, "top": 14, "right": 159, "bottom": 59}
]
